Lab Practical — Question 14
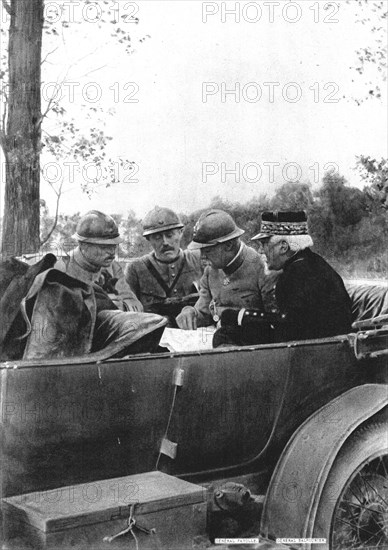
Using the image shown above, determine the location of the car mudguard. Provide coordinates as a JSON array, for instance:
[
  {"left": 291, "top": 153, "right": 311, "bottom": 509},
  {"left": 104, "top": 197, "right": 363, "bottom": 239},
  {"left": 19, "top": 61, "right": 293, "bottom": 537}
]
[{"left": 260, "top": 383, "right": 388, "bottom": 546}]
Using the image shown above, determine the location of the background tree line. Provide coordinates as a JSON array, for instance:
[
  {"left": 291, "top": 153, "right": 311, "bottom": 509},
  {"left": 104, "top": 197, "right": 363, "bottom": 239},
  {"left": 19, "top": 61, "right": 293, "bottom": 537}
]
[
  {"left": 0, "top": 0, "right": 386, "bottom": 272},
  {"left": 21, "top": 170, "right": 386, "bottom": 279}
]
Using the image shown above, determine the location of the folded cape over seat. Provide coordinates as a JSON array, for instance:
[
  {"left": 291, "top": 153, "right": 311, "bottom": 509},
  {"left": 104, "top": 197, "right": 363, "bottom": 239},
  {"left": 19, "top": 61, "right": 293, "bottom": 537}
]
[
  {"left": 0, "top": 255, "right": 167, "bottom": 361},
  {"left": 92, "top": 310, "right": 167, "bottom": 358},
  {"left": 20, "top": 268, "right": 97, "bottom": 359},
  {"left": 0, "top": 254, "right": 57, "bottom": 359}
]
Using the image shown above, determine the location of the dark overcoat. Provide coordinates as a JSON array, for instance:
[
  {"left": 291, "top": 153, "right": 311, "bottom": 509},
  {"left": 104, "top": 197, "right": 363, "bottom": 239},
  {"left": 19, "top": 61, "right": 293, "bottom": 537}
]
[{"left": 274, "top": 248, "right": 352, "bottom": 341}]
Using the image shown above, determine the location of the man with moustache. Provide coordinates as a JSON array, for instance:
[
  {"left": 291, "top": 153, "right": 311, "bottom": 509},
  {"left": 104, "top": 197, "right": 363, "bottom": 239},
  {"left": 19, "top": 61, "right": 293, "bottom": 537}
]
[
  {"left": 125, "top": 207, "right": 202, "bottom": 327},
  {"left": 56, "top": 210, "right": 143, "bottom": 312},
  {"left": 221, "top": 211, "right": 352, "bottom": 343},
  {"left": 176, "top": 209, "right": 278, "bottom": 347}
]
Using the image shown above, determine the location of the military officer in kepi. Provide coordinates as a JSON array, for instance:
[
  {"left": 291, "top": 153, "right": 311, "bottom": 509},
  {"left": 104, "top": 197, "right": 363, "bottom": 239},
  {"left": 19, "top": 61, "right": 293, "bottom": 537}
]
[
  {"left": 176, "top": 209, "right": 279, "bottom": 347},
  {"left": 221, "top": 210, "right": 352, "bottom": 343},
  {"left": 56, "top": 210, "right": 143, "bottom": 312},
  {"left": 125, "top": 207, "right": 203, "bottom": 327}
]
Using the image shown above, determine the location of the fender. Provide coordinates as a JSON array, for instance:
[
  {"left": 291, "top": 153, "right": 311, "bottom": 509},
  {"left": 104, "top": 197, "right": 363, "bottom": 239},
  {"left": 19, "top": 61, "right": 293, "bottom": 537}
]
[{"left": 260, "top": 383, "right": 388, "bottom": 546}]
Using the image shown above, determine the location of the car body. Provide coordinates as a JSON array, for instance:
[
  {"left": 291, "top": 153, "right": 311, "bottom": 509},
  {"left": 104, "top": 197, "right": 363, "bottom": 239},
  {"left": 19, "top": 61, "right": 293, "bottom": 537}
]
[{"left": 0, "top": 281, "right": 387, "bottom": 549}]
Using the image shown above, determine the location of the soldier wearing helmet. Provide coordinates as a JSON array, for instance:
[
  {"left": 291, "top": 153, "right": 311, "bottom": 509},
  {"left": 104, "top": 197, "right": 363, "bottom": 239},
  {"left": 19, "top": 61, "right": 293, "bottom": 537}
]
[
  {"left": 176, "top": 209, "right": 278, "bottom": 347},
  {"left": 125, "top": 207, "right": 202, "bottom": 326},
  {"left": 56, "top": 210, "right": 143, "bottom": 312}
]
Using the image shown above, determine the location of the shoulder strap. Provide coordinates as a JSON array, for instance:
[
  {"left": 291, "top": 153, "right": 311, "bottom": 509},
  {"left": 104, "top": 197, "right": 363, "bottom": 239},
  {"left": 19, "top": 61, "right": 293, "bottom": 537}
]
[
  {"left": 144, "top": 256, "right": 187, "bottom": 298},
  {"left": 144, "top": 257, "right": 171, "bottom": 296},
  {"left": 170, "top": 257, "right": 187, "bottom": 294}
]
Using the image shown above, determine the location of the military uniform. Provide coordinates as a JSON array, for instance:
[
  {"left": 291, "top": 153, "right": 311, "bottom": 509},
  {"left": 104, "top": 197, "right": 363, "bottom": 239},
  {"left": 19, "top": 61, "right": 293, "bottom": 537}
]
[
  {"left": 126, "top": 206, "right": 203, "bottom": 326},
  {"left": 274, "top": 248, "right": 352, "bottom": 341},
  {"left": 194, "top": 243, "right": 278, "bottom": 327},
  {"left": 56, "top": 247, "right": 142, "bottom": 312},
  {"left": 176, "top": 209, "right": 279, "bottom": 343},
  {"left": 227, "top": 210, "right": 353, "bottom": 344},
  {"left": 125, "top": 249, "right": 202, "bottom": 319}
]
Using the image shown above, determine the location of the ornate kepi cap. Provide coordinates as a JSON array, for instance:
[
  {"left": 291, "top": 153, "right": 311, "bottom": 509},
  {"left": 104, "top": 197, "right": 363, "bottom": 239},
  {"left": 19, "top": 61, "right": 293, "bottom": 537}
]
[
  {"left": 251, "top": 211, "right": 309, "bottom": 241},
  {"left": 189, "top": 209, "right": 245, "bottom": 250}
]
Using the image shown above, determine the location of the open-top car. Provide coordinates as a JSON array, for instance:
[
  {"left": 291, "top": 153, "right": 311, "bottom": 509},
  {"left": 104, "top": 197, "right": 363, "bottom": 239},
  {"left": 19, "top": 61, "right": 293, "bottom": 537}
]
[{"left": 1, "top": 272, "right": 387, "bottom": 550}]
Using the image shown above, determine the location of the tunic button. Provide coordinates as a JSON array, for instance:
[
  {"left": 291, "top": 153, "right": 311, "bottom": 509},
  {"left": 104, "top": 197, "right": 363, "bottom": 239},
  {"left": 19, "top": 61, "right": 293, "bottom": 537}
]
[
  {"left": 171, "top": 265, "right": 175, "bottom": 269},
  {"left": 173, "top": 289, "right": 178, "bottom": 293}
]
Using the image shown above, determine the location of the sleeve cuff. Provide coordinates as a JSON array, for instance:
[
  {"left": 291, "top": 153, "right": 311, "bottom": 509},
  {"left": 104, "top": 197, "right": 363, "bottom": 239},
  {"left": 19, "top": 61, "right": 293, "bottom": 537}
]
[{"left": 237, "top": 308, "right": 246, "bottom": 326}]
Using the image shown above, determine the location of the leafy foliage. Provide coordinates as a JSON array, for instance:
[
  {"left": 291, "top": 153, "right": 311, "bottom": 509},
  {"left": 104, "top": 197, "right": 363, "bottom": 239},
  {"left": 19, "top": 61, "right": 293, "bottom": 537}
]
[
  {"left": 0, "top": 0, "right": 147, "bottom": 253},
  {"left": 356, "top": 155, "right": 388, "bottom": 208},
  {"left": 347, "top": 0, "right": 387, "bottom": 103},
  {"left": 39, "top": 172, "right": 388, "bottom": 279}
]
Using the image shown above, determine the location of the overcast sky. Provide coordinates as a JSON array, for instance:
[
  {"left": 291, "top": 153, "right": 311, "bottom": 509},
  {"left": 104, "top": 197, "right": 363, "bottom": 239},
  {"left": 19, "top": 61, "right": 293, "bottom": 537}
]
[{"left": 1, "top": 0, "right": 387, "bottom": 219}]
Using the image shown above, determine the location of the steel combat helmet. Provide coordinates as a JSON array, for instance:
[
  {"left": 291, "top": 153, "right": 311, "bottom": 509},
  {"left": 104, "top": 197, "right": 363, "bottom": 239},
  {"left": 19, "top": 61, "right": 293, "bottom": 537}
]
[
  {"left": 189, "top": 209, "right": 245, "bottom": 249},
  {"left": 74, "top": 210, "right": 122, "bottom": 245},
  {"left": 142, "top": 207, "right": 184, "bottom": 237}
]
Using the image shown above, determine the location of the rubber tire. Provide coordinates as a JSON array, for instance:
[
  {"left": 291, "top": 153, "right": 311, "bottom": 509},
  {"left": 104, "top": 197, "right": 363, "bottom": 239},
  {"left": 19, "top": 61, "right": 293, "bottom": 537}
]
[{"left": 313, "top": 422, "right": 388, "bottom": 549}]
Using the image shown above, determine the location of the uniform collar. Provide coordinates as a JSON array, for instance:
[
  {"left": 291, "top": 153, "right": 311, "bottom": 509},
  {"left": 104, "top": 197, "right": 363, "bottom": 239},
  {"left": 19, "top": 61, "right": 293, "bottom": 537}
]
[
  {"left": 152, "top": 249, "right": 183, "bottom": 265},
  {"left": 223, "top": 243, "right": 246, "bottom": 276},
  {"left": 283, "top": 248, "right": 311, "bottom": 270},
  {"left": 73, "top": 247, "right": 101, "bottom": 273}
]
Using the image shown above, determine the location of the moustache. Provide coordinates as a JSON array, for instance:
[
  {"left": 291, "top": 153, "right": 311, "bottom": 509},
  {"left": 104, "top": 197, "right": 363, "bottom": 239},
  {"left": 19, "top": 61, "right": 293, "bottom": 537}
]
[{"left": 161, "top": 247, "right": 174, "bottom": 252}]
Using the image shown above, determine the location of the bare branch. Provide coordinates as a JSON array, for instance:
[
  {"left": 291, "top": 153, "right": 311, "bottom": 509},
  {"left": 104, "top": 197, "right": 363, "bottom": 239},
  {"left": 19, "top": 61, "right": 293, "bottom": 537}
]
[
  {"left": 72, "top": 43, "right": 108, "bottom": 68},
  {"left": 40, "top": 181, "right": 63, "bottom": 246},
  {"left": 38, "top": 76, "right": 68, "bottom": 126},
  {"left": 1, "top": 0, "right": 12, "bottom": 15},
  {"left": 38, "top": 94, "right": 57, "bottom": 126},
  {"left": 37, "top": 65, "right": 71, "bottom": 125},
  {"left": 82, "top": 64, "right": 108, "bottom": 78},
  {"left": 41, "top": 47, "right": 58, "bottom": 66}
]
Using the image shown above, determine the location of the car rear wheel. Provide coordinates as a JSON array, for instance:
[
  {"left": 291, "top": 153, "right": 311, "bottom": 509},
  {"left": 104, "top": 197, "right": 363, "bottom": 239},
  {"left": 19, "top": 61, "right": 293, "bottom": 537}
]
[{"left": 314, "top": 422, "right": 388, "bottom": 549}]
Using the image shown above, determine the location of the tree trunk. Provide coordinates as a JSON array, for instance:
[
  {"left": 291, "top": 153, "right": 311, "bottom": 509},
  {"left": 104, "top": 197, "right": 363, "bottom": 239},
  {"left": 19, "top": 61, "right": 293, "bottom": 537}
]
[{"left": 1, "top": 0, "right": 44, "bottom": 256}]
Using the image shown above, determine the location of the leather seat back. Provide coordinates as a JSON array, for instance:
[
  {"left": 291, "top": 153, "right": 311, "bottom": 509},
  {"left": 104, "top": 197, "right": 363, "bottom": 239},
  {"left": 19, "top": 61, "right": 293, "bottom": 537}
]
[{"left": 345, "top": 282, "right": 388, "bottom": 322}]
